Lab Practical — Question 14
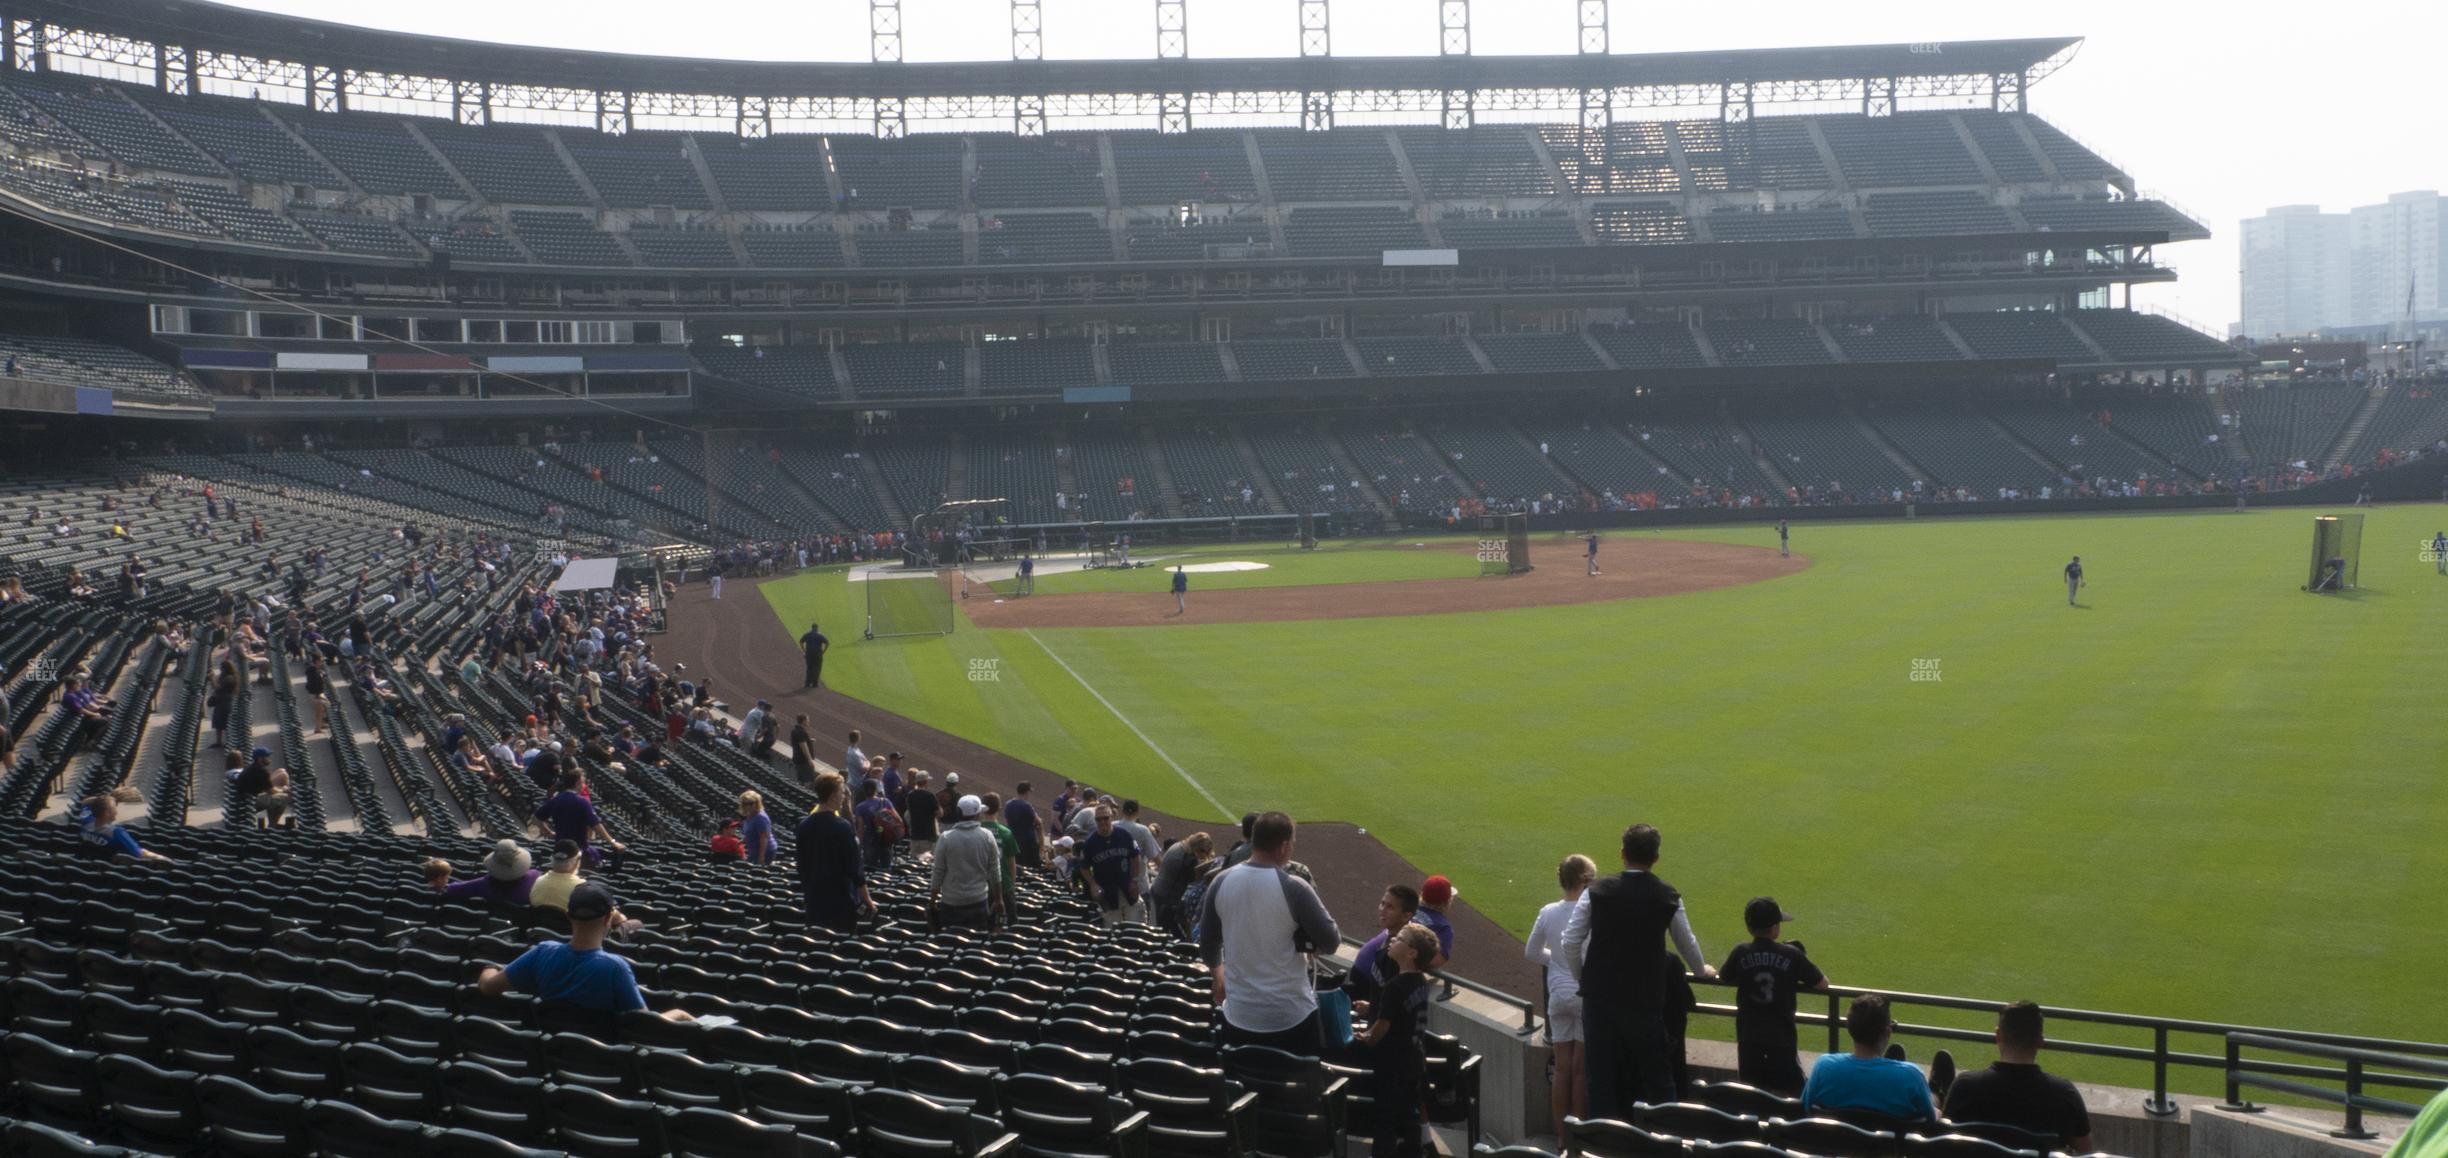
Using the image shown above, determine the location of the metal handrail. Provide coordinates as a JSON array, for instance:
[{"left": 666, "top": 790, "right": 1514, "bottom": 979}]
[
  {"left": 2225, "top": 1032, "right": 2448, "bottom": 1140},
  {"left": 1674, "top": 975, "right": 2448, "bottom": 1118}
]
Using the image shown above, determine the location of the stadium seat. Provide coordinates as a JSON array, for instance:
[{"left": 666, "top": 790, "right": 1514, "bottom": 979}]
[
  {"left": 547, "top": 1083, "right": 674, "bottom": 1157},
  {"left": 5, "top": 1118, "right": 133, "bottom": 1157},
  {"left": 1910, "top": 1124, "right": 2055, "bottom": 1153},
  {"left": 1563, "top": 1117, "right": 1687, "bottom": 1158},
  {"left": 638, "top": 1046, "right": 747, "bottom": 1110},
  {"left": 96, "top": 1053, "right": 206, "bottom": 1150},
  {"left": 1691, "top": 1084, "right": 1802, "bottom": 1121},
  {"left": 848, "top": 1086, "right": 1020, "bottom": 1158},
  {"left": 1220, "top": 1046, "right": 1347, "bottom": 1158},
  {"left": 1635, "top": 1103, "right": 1760, "bottom": 1144},
  {"left": 1900, "top": 1136, "right": 2041, "bottom": 1158},
  {"left": 1761, "top": 1117, "right": 1897, "bottom": 1158},
  {"left": 195, "top": 1073, "right": 313, "bottom": 1157},
  {"left": 736, "top": 1067, "right": 857, "bottom": 1141},
  {"left": 439, "top": 1060, "right": 555, "bottom": 1144}
]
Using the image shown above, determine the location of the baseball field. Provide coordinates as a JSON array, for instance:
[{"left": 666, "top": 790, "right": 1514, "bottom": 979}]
[{"left": 759, "top": 504, "right": 2448, "bottom": 1078}]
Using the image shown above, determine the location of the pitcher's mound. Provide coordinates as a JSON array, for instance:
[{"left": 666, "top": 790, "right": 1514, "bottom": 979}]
[{"left": 963, "top": 538, "right": 1806, "bottom": 628}]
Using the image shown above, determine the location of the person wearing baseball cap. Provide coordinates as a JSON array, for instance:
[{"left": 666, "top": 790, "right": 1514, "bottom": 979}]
[
  {"left": 477, "top": 881, "right": 691, "bottom": 1027},
  {"left": 229, "top": 745, "right": 292, "bottom": 829},
  {"left": 1719, "top": 896, "right": 1828, "bottom": 1096},
  {"left": 1415, "top": 876, "right": 1456, "bottom": 970},
  {"left": 929, "top": 793, "right": 1004, "bottom": 931}
]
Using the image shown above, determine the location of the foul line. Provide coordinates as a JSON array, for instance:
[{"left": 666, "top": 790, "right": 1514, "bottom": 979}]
[{"left": 1022, "top": 629, "right": 1232, "bottom": 820}]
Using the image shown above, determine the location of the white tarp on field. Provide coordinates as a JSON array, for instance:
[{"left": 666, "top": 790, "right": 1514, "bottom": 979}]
[{"left": 550, "top": 557, "right": 617, "bottom": 593}]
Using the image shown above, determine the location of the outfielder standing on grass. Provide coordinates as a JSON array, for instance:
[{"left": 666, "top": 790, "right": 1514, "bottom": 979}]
[
  {"left": 1586, "top": 532, "right": 1602, "bottom": 576},
  {"left": 1778, "top": 519, "right": 1790, "bottom": 558},
  {"left": 1019, "top": 552, "right": 1035, "bottom": 595},
  {"left": 2064, "top": 555, "right": 2085, "bottom": 606},
  {"left": 1171, "top": 565, "right": 1189, "bottom": 615}
]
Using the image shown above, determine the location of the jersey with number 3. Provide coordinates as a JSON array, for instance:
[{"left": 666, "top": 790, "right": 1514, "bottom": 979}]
[{"left": 1721, "top": 939, "right": 1825, "bottom": 1048}]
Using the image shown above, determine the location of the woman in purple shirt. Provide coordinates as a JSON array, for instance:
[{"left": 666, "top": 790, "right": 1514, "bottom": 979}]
[
  {"left": 738, "top": 790, "right": 778, "bottom": 866},
  {"left": 430, "top": 840, "right": 540, "bottom": 904}
]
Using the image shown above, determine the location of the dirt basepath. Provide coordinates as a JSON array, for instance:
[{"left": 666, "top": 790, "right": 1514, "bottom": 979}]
[
  {"left": 962, "top": 537, "right": 1808, "bottom": 628},
  {"left": 659, "top": 576, "right": 1548, "bottom": 1000}
]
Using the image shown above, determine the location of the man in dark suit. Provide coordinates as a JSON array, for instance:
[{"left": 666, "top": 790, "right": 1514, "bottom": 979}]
[{"left": 1561, "top": 823, "right": 1718, "bottom": 1118}]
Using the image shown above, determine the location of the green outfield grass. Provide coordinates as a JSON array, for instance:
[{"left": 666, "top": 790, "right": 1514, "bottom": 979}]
[{"left": 763, "top": 505, "right": 2448, "bottom": 1084}]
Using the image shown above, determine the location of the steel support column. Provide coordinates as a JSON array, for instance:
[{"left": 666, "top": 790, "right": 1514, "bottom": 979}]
[
  {"left": 309, "top": 64, "right": 341, "bottom": 113},
  {"left": 1301, "top": 89, "right": 1332, "bottom": 131},
  {"left": 1994, "top": 71, "right": 2027, "bottom": 113},
  {"left": 1011, "top": 0, "right": 1041, "bottom": 61},
  {"left": 871, "top": 0, "right": 902, "bottom": 63},
  {"left": 1578, "top": 86, "right": 1608, "bottom": 131},
  {"left": 875, "top": 95, "right": 906, "bottom": 139},
  {"left": 1156, "top": 0, "right": 1187, "bottom": 59},
  {"left": 1439, "top": 0, "right": 1468, "bottom": 56},
  {"left": 1441, "top": 88, "right": 1472, "bottom": 129},
  {"left": 1015, "top": 93, "right": 1046, "bottom": 136},
  {"left": 1159, "top": 91, "right": 1190, "bottom": 133},
  {"left": 1578, "top": 0, "right": 1607, "bottom": 54},
  {"left": 1299, "top": 0, "right": 1330, "bottom": 57},
  {"left": 454, "top": 79, "right": 488, "bottom": 126},
  {"left": 1864, "top": 75, "right": 1894, "bottom": 116}
]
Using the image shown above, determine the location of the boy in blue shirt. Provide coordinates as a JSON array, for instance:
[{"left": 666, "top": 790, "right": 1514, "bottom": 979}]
[{"left": 1802, "top": 994, "right": 1935, "bottom": 1122}]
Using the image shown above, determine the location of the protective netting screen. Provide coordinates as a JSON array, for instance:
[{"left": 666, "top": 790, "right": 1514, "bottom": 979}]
[{"left": 865, "top": 571, "right": 955, "bottom": 638}]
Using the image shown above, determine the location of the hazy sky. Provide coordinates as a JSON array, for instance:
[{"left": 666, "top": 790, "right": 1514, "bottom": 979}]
[{"left": 211, "top": 0, "right": 2447, "bottom": 331}]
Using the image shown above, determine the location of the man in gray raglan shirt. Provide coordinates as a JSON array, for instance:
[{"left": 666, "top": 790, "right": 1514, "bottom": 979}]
[
  {"left": 930, "top": 796, "right": 1005, "bottom": 931},
  {"left": 1197, "top": 810, "right": 1341, "bottom": 1052}
]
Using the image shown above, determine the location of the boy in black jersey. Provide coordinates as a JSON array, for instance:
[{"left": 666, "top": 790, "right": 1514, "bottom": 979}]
[
  {"left": 1364, "top": 923, "right": 1438, "bottom": 1158},
  {"left": 1720, "top": 896, "right": 1828, "bottom": 1096}
]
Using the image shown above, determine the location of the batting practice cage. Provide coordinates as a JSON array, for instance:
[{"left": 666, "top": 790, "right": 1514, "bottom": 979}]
[
  {"left": 2305, "top": 513, "right": 2364, "bottom": 592},
  {"left": 1478, "top": 513, "right": 1531, "bottom": 576},
  {"left": 865, "top": 570, "right": 955, "bottom": 638}
]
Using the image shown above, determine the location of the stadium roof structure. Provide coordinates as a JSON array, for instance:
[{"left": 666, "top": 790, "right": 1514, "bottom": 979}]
[{"left": 6, "top": 0, "right": 2080, "bottom": 132}]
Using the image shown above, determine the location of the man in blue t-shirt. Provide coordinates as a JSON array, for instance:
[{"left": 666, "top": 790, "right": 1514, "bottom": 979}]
[
  {"left": 1078, "top": 805, "right": 1145, "bottom": 926},
  {"left": 477, "top": 883, "right": 690, "bottom": 1026},
  {"left": 1170, "top": 565, "right": 1188, "bottom": 615},
  {"left": 1802, "top": 994, "right": 1935, "bottom": 1122}
]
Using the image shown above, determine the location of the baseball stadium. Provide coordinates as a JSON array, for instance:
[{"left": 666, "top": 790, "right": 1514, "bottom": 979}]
[{"left": 0, "top": 0, "right": 2440, "bottom": 1154}]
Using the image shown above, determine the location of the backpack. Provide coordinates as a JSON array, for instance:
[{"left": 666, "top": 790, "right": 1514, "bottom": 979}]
[{"left": 870, "top": 804, "right": 906, "bottom": 845}]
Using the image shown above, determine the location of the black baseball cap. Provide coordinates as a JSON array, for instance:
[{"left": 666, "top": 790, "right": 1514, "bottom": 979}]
[
  {"left": 565, "top": 882, "right": 618, "bottom": 923},
  {"left": 1744, "top": 896, "right": 1794, "bottom": 930}
]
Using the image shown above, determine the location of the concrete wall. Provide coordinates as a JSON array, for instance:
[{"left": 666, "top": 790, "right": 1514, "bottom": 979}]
[{"left": 2194, "top": 1107, "right": 2394, "bottom": 1158}]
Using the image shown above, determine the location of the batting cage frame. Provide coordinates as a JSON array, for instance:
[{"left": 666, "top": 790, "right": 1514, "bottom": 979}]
[
  {"left": 1477, "top": 513, "right": 1531, "bottom": 576},
  {"left": 864, "top": 569, "right": 955, "bottom": 639},
  {"left": 2306, "top": 513, "right": 2364, "bottom": 592},
  {"left": 864, "top": 498, "right": 1012, "bottom": 639}
]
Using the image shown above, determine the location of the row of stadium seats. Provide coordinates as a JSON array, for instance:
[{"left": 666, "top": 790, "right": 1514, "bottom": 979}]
[
  {"left": 112, "top": 377, "right": 2426, "bottom": 548},
  {"left": 9, "top": 72, "right": 2132, "bottom": 208},
  {"left": 0, "top": 72, "right": 2187, "bottom": 277},
  {"left": 0, "top": 334, "right": 198, "bottom": 396},
  {"left": 5, "top": 160, "right": 2191, "bottom": 270}
]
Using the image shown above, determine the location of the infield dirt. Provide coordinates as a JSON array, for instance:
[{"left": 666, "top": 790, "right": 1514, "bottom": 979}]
[{"left": 959, "top": 537, "right": 1809, "bottom": 628}]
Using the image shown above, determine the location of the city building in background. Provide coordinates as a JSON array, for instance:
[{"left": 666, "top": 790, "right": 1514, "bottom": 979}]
[{"left": 2242, "top": 191, "right": 2448, "bottom": 339}]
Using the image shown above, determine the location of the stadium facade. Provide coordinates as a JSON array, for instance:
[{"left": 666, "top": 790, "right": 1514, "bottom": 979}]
[{"left": 0, "top": 0, "right": 2437, "bottom": 547}]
